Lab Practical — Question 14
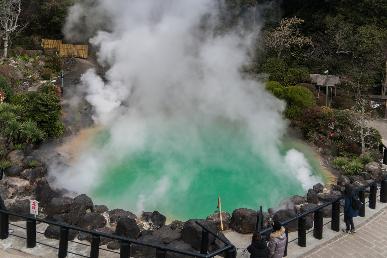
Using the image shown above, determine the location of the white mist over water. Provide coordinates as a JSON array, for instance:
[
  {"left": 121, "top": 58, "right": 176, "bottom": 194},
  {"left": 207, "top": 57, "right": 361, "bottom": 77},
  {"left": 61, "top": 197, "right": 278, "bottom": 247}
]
[{"left": 51, "top": 0, "right": 322, "bottom": 216}]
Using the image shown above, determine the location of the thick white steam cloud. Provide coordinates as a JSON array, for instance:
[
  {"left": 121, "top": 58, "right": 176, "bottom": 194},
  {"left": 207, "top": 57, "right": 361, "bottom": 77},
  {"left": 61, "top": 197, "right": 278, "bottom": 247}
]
[{"left": 52, "top": 0, "right": 321, "bottom": 215}]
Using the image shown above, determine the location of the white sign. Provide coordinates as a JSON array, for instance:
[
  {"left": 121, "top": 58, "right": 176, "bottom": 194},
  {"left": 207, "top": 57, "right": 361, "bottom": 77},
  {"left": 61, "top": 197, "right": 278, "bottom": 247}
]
[{"left": 30, "top": 200, "right": 39, "bottom": 216}]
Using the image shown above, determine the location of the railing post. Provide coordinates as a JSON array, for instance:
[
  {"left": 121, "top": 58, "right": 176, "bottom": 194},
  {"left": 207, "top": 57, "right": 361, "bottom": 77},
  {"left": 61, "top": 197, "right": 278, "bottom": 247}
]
[
  {"left": 26, "top": 218, "right": 36, "bottom": 248},
  {"left": 156, "top": 248, "right": 167, "bottom": 258},
  {"left": 120, "top": 241, "right": 130, "bottom": 258},
  {"left": 381, "top": 179, "right": 387, "bottom": 203},
  {"left": 58, "top": 227, "right": 69, "bottom": 258},
  {"left": 200, "top": 229, "right": 209, "bottom": 254},
  {"left": 0, "top": 212, "right": 9, "bottom": 240},
  {"left": 359, "top": 190, "right": 365, "bottom": 217},
  {"left": 369, "top": 183, "right": 377, "bottom": 209},
  {"left": 90, "top": 235, "right": 100, "bottom": 258},
  {"left": 331, "top": 200, "right": 340, "bottom": 232},
  {"left": 284, "top": 227, "right": 289, "bottom": 257},
  {"left": 298, "top": 217, "right": 306, "bottom": 247},
  {"left": 225, "top": 247, "right": 237, "bottom": 258},
  {"left": 313, "top": 209, "right": 323, "bottom": 240},
  {"left": 383, "top": 148, "right": 387, "bottom": 165}
]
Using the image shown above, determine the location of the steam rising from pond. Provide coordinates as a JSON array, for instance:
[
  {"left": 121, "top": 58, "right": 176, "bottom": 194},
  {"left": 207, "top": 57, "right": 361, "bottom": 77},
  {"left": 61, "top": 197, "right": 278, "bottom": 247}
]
[{"left": 51, "top": 0, "right": 321, "bottom": 217}]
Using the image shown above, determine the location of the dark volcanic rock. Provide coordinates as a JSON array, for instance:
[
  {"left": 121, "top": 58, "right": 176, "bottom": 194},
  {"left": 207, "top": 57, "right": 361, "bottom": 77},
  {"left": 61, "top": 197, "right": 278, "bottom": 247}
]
[
  {"left": 44, "top": 225, "right": 78, "bottom": 240},
  {"left": 4, "top": 165, "right": 23, "bottom": 177},
  {"left": 307, "top": 189, "right": 319, "bottom": 204},
  {"left": 206, "top": 212, "right": 231, "bottom": 230},
  {"left": 313, "top": 183, "right": 324, "bottom": 193},
  {"left": 289, "top": 195, "right": 306, "bottom": 205},
  {"left": 365, "top": 162, "right": 382, "bottom": 179},
  {"left": 230, "top": 208, "right": 257, "bottom": 234},
  {"left": 115, "top": 217, "right": 141, "bottom": 239},
  {"left": 78, "top": 227, "right": 114, "bottom": 245},
  {"left": 132, "top": 234, "right": 163, "bottom": 258},
  {"left": 273, "top": 209, "right": 297, "bottom": 232},
  {"left": 170, "top": 220, "right": 184, "bottom": 231},
  {"left": 153, "top": 226, "right": 182, "bottom": 244},
  {"left": 73, "top": 194, "right": 94, "bottom": 212},
  {"left": 108, "top": 209, "right": 137, "bottom": 224},
  {"left": 141, "top": 211, "right": 166, "bottom": 228},
  {"left": 181, "top": 220, "right": 217, "bottom": 251},
  {"left": 166, "top": 240, "right": 196, "bottom": 258},
  {"left": 107, "top": 241, "right": 121, "bottom": 250},
  {"left": 20, "top": 167, "right": 46, "bottom": 182},
  {"left": 7, "top": 199, "right": 30, "bottom": 221},
  {"left": 34, "top": 178, "right": 60, "bottom": 207},
  {"left": 317, "top": 191, "right": 341, "bottom": 203},
  {"left": 7, "top": 150, "right": 25, "bottom": 166},
  {"left": 337, "top": 175, "right": 350, "bottom": 186},
  {"left": 79, "top": 212, "right": 107, "bottom": 230},
  {"left": 46, "top": 197, "right": 74, "bottom": 216},
  {"left": 94, "top": 205, "right": 109, "bottom": 214}
]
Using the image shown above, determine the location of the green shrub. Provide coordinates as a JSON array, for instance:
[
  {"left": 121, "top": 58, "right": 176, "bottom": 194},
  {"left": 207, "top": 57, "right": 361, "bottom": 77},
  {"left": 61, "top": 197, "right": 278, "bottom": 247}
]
[
  {"left": 12, "top": 91, "right": 64, "bottom": 138},
  {"left": 333, "top": 156, "right": 364, "bottom": 175},
  {"left": 266, "top": 81, "right": 285, "bottom": 98},
  {"left": 0, "top": 76, "right": 13, "bottom": 102},
  {"left": 0, "top": 159, "right": 11, "bottom": 170},
  {"left": 262, "top": 58, "right": 287, "bottom": 82},
  {"left": 284, "top": 86, "right": 316, "bottom": 119}
]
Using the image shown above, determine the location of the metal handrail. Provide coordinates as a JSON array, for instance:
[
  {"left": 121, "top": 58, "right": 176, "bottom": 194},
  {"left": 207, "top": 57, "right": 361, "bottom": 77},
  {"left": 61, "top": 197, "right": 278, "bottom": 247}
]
[{"left": 0, "top": 208, "right": 235, "bottom": 258}]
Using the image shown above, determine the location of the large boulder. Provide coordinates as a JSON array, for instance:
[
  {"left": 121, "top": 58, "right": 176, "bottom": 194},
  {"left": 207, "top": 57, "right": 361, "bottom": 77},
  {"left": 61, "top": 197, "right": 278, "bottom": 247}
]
[
  {"left": 78, "top": 227, "right": 114, "bottom": 245},
  {"left": 34, "top": 178, "right": 60, "bottom": 207},
  {"left": 337, "top": 175, "right": 350, "bottom": 186},
  {"left": 273, "top": 209, "right": 297, "bottom": 232},
  {"left": 115, "top": 217, "right": 141, "bottom": 239},
  {"left": 313, "top": 183, "right": 324, "bottom": 193},
  {"left": 4, "top": 165, "right": 23, "bottom": 177},
  {"left": 0, "top": 177, "right": 31, "bottom": 199},
  {"left": 206, "top": 212, "right": 231, "bottom": 230},
  {"left": 166, "top": 240, "right": 196, "bottom": 258},
  {"left": 108, "top": 209, "right": 137, "bottom": 224},
  {"left": 46, "top": 197, "right": 74, "bottom": 216},
  {"left": 73, "top": 194, "right": 94, "bottom": 212},
  {"left": 181, "top": 220, "right": 217, "bottom": 251},
  {"left": 153, "top": 226, "right": 182, "bottom": 244},
  {"left": 44, "top": 225, "right": 78, "bottom": 240},
  {"left": 6, "top": 198, "right": 30, "bottom": 221},
  {"left": 365, "top": 162, "right": 382, "bottom": 179},
  {"left": 299, "top": 203, "right": 317, "bottom": 230},
  {"left": 317, "top": 191, "right": 341, "bottom": 203},
  {"left": 20, "top": 167, "right": 46, "bottom": 182},
  {"left": 230, "top": 208, "right": 257, "bottom": 234},
  {"left": 306, "top": 189, "right": 319, "bottom": 204},
  {"left": 79, "top": 212, "right": 107, "bottom": 230},
  {"left": 7, "top": 150, "right": 25, "bottom": 166},
  {"left": 141, "top": 211, "right": 166, "bottom": 228},
  {"left": 94, "top": 205, "right": 109, "bottom": 214},
  {"left": 132, "top": 234, "right": 163, "bottom": 258}
]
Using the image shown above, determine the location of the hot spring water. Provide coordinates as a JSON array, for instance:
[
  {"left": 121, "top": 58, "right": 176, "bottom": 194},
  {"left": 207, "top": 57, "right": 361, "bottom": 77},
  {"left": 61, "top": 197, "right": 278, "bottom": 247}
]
[{"left": 87, "top": 121, "right": 323, "bottom": 220}]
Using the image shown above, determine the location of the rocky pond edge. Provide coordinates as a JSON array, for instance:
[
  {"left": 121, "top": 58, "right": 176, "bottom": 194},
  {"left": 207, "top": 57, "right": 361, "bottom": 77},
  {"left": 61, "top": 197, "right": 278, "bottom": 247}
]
[{"left": 1, "top": 148, "right": 386, "bottom": 257}]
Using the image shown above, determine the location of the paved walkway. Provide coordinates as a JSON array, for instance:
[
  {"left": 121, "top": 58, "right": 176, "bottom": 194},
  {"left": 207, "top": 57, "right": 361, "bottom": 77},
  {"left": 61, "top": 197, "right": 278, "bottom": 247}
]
[{"left": 304, "top": 207, "right": 387, "bottom": 258}]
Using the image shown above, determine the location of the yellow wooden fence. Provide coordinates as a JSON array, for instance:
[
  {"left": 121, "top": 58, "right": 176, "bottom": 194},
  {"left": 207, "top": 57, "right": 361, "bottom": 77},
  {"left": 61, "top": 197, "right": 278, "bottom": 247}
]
[{"left": 41, "top": 39, "right": 89, "bottom": 59}]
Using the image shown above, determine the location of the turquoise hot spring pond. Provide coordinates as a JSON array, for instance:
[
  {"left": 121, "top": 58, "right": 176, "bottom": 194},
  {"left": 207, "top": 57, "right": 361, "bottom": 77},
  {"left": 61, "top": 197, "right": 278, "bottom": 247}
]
[{"left": 89, "top": 121, "right": 324, "bottom": 221}]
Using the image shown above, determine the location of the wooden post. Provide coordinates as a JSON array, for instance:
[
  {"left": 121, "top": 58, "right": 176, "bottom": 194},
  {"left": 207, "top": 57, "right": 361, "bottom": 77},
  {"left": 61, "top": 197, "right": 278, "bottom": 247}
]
[
  {"left": 58, "top": 227, "right": 69, "bottom": 258},
  {"left": 313, "top": 210, "right": 323, "bottom": 240},
  {"left": 369, "top": 183, "right": 377, "bottom": 209},
  {"left": 298, "top": 217, "right": 306, "bottom": 247},
  {"left": 331, "top": 200, "right": 340, "bottom": 232},
  {"left": 26, "top": 219, "right": 36, "bottom": 248}
]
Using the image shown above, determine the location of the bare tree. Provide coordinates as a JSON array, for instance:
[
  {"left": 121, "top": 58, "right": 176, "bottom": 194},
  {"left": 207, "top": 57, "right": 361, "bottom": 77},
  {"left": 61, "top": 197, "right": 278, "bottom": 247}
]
[
  {"left": 0, "top": 0, "right": 21, "bottom": 58},
  {"left": 265, "top": 17, "right": 312, "bottom": 58}
]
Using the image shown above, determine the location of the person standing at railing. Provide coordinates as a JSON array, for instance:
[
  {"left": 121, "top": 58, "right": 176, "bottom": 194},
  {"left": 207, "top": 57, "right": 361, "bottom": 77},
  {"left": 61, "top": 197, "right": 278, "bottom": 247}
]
[
  {"left": 247, "top": 232, "right": 269, "bottom": 258},
  {"left": 268, "top": 220, "right": 287, "bottom": 258},
  {"left": 343, "top": 184, "right": 360, "bottom": 234}
]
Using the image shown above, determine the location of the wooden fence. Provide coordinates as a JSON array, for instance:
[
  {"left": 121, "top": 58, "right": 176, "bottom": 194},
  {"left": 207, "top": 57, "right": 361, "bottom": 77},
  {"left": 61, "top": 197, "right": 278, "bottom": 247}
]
[{"left": 41, "top": 39, "right": 88, "bottom": 59}]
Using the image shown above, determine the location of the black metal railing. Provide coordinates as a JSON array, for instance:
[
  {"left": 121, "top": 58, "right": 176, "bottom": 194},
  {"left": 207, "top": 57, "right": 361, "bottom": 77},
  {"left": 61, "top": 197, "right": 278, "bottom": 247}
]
[
  {"left": 0, "top": 210, "right": 236, "bottom": 258},
  {"left": 256, "top": 176, "right": 387, "bottom": 256}
]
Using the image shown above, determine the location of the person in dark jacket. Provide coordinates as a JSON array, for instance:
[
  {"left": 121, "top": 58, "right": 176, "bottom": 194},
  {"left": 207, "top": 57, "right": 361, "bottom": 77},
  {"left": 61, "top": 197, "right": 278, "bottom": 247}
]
[
  {"left": 247, "top": 232, "right": 269, "bottom": 258},
  {"left": 343, "top": 184, "right": 359, "bottom": 233},
  {"left": 268, "top": 220, "right": 287, "bottom": 258}
]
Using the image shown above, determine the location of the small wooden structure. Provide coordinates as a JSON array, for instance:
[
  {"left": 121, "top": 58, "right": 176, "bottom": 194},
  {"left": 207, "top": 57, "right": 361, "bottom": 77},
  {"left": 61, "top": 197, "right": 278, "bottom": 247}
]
[
  {"left": 310, "top": 74, "right": 341, "bottom": 106},
  {"left": 41, "top": 39, "right": 88, "bottom": 59}
]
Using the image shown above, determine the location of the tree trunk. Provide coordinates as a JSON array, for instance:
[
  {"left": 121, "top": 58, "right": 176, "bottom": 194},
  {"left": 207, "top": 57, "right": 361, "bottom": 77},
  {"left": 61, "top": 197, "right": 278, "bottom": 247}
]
[
  {"left": 3, "top": 33, "right": 9, "bottom": 58},
  {"left": 360, "top": 127, "right": 365, "bottom": 154}
]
